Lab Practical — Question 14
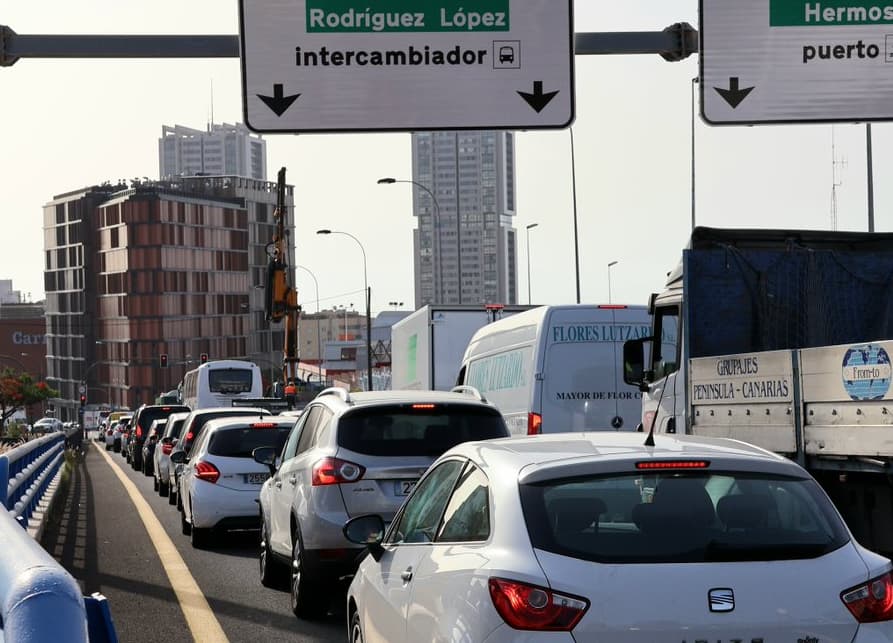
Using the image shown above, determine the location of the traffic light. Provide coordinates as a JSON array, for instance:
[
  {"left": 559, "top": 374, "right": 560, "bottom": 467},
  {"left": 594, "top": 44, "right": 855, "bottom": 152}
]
[
  {"left": 200, "top": 353, "right": 209, "bottom": 364},
  {"left": 80, "top": 394, "right": 86, "bottom": 407},
  {"left": 160, "top": 353, "right": 169, "bottom": 368}
]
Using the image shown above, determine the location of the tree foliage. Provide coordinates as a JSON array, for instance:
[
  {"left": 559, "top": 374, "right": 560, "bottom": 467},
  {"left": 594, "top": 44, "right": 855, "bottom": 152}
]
[{"left": 0, "top": 368, "right": 58, "bottom": 428}]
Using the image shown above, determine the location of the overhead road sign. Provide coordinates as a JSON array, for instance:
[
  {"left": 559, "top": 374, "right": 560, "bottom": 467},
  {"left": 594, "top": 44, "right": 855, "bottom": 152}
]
[
  {"left": 700, "top": 0, "right": 893, "bottom": 124},
  {"left": 238, "top": 0, "right": 574, "bottom": 133}
]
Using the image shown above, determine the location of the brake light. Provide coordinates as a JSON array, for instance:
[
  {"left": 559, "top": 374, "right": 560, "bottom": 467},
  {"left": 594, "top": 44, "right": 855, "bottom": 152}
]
[
  {"left": 488, "top": 578, "right": 588, "bottom": 631},
  {"left": 185, "top": 432, "right": 194, "bottom": 441},
  {"left": 136, "top": 427, "right": 142, "bottom": 438},
  {"left": 597, "top": 304, "right": 627, "bottom": 309},
  {"left": 842, "top": 572, "right": 893, "bottom": 622},
  {"left": 161, "top": 443, "right": 173, "bottom": 455},
  {"left": 312, "top": 457, "right": 365, "bottom": 486},
  {"left": 251, "top": 422, "right": 276, "bottom": 429},
  {"left": 636, "top": 460, "right": 710, "bottom": 470},
  {"left": 527, "top": 412, "right": 542, "bottom": 435},
  {"left": 194, "top": 461, "right": 220, "bottom": 484},
  {"left": 106, "top": 429, "right": 113, "bottom": 436},
  {"left": 411, "top": 404, "right": 436, "bottom": 410}
]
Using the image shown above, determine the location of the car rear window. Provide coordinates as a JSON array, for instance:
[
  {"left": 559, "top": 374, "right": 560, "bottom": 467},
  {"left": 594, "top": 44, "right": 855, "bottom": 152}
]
[
  {"left": 337, "top": 404, "right": 509, "bottom": 456},
  {"left": 208, "top": 369, "right": 254, "bottom": 394},
  {"left": 180, "top": 410, "right": 271, "bottom": 452},
  {"left": 520, "top": 471, "right": 850, "bottom": 563},
  {"left": 137, "top": 406, "right": 190, "bottom": 432},
  {"left": 208, "top": 424, "right": 292, "bottom": 458}
]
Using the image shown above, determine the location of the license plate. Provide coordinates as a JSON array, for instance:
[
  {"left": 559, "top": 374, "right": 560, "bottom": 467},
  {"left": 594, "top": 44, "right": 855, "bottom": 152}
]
[
  {"left": 245, "top": 473, "right": 270, "bottom": 485},
  {"left": 395, "top": 480, "right": 417, "bottom": 496}
]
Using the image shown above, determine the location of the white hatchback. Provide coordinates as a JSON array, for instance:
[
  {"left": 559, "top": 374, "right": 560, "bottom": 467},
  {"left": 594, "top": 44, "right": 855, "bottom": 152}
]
[
  {"left": 174, "top": 415, "right": 297, "bottom": 549},
  {"left": 345, "top": 433, "right": 893, "bottom": 642}
]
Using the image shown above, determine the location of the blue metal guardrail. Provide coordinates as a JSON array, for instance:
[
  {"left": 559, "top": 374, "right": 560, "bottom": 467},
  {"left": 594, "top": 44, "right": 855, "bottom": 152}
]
[{"left": 0, "top": 431, "right": 118, "bottom": 643}]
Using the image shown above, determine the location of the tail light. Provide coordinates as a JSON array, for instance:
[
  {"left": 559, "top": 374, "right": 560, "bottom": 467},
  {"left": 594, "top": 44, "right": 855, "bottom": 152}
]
[
  {"left": 106, "top": 429, "right": 113, "bottom": 436},
  {"left": 161, "top": 443, "right": 173, "bottom": 455},
  {"left": 194, "top": 461, "right": 220, "bottom": 484},
  {"left": 136, "top": 427, "right": 143, "bottom": 438},
  {"left": 488, "top": 578, "right": 588, "bottom": 631},
  {"left": 842, "top": 571, "right": 893, "bottom": 622},
  {"left": 312, "top": 457, "right": 365, "bottom": 486},
  {"left": 527, "top": 412, "right": 542, "bottom": 435}
]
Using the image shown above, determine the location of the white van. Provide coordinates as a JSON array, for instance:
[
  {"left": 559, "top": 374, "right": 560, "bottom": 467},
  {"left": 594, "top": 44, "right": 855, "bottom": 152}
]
[{"left": 456, "top": 304, "right": 650, "bottom": 435}]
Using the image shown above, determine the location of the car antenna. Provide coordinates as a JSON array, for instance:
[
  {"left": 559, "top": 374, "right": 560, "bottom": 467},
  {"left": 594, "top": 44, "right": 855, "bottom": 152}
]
[{"left": 643, "top": 377, "right": 668, "bottom": 448}]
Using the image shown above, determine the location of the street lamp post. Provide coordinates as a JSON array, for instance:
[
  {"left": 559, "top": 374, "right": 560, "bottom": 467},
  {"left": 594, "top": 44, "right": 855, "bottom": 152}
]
[
  {"left": 525, "top": 223, "right": 539, "bottom": 305},
  {"left": 607, "top": 261, "right": 619, "bottom": 304},
  {"left": 377, "top": 177, "right": 443, "bottom": 304},
  {"left": 317, "top": 229, "right": 374, "bottom": 391},
  {"left": 569, "top": 128, "right": 582, "bottom": 304}
]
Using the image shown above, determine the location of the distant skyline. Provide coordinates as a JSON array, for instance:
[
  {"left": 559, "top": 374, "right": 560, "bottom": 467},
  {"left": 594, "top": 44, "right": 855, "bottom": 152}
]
[{"left": 2, "top": 1, "right": 891, "bottom": 316}]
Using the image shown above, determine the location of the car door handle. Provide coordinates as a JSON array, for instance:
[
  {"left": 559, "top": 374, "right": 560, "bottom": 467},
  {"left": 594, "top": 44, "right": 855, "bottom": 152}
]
[
  {"left": 401, "top": 568, "right": 413, "bottom": 582},
  {"left": 288, "top": 475, "right": 297, "bottom": 486}
]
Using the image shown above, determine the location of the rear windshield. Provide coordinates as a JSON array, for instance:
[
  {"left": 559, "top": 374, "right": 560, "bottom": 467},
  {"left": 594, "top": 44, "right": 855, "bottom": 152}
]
[
  {"left": 180, "top": 410, "right": 270, "bottom": 451},
  {"left": 138, "top": 406, "right": 190, "bottom": 432},
  {"left": 521, "top": 471, "right": 849, "bottom": 563},
  {"left": 209, "top": 369, "right": 254, "bottom": 394},
  {"left": 208, "top": 425, "right": 292, "bottom": 458},
  {"left": 337, "top": 404, "right": 508, "bottom": 457}
]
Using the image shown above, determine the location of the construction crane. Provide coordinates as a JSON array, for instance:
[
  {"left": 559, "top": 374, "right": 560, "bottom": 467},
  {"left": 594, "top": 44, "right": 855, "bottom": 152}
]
[{"left": 263, "top": 167, "right": 302, "bottom": 407}]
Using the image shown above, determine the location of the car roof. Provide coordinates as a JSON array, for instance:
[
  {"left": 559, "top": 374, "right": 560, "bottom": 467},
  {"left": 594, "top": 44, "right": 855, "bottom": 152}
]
[
  {"left": 201, "top": 415, "right": 297, "bottom": 432},
  {"left": 313, "top": 388, "right": 498, "bottom": 410},
  {"left": 442, "top": 432, "right": 804, "bottom": 483},
  {"left": 186, "top": 406, "right": 271, "bottom": 416}
]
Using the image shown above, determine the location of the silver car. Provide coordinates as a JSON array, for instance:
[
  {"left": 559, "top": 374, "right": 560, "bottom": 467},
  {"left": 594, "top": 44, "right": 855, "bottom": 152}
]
[
  {"left": 345, "top": 432, "right": 893, "bottom": 642},
  {"left": 256, "top": 386, "right": 509, "bottom": 619},
  {"left": 154, "top": 411, "right": 189, "bottom": 498}
]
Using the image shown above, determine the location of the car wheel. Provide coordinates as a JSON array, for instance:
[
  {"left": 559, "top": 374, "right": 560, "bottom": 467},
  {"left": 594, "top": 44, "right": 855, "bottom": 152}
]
[
  {"left": 176, "top": 486, "right": 183, "bottom": 511},
  {"left": 349, "top": 609, "right": 364, "bottom": 643},
  {"left": 259, "top": 517, "right": 288, "bottom": 590},
  {"left": 191, "top": 525, "right": 210, "bottom": 549},
  {"left": 168, "top": 484, "right": 177, "bottom": 506},
  {"left": 153, "top": 474, "right": 159, "bottom": 492},
  {"left": 290, "top": 531, "right": 327, "bottom": 619},
  {"left": 180, "top": 507, "right": 191, "bottom": 536},
  {"left": 159, "top": 479, "right": 169, "bottom": 497}
]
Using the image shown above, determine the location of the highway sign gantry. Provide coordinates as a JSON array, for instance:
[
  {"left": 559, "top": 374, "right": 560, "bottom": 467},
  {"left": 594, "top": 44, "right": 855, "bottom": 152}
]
[
  {"left": 701, "top": 0, "right": 893, "bottom": 124},
  {"left": 238, "top": 0, "right": 574, "bottom": 133}
]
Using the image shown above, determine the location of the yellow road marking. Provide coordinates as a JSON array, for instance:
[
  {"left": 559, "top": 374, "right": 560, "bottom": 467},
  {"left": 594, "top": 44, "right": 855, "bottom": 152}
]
[{"left": 95, "top": 444, "right": 229, "bottom": 643}]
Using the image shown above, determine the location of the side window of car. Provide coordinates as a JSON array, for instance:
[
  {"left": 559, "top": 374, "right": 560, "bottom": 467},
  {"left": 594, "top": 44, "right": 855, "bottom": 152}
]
[
  {"left": 295, "top": 407, "right": 323, "bottom": 455},
  {"left": 388, "top": 460, "right": 465, "bottom": 545},
  {"left": 281, "top": 413, "right": 310, "bottom": 462},
  {"left": 312, "top": 408, "right": 334, "bottom": 446},
  {"left": 436, "top": 464, "right": 491, "bottom": 543}
]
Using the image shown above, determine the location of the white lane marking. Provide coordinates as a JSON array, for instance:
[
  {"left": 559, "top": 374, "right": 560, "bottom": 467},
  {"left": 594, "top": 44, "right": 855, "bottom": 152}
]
[{"left": 95, "top": 443, "right": 230, "bottom": 643}]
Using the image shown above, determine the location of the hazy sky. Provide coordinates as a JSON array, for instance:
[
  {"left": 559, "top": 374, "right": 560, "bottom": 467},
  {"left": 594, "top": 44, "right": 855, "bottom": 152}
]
[{"left": 1, "top": 1, "right": 887, "bottom": 315}]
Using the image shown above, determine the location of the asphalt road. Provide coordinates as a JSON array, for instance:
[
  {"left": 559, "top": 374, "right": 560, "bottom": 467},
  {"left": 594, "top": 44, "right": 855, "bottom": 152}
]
[{"left": 41, "top": 440, "right": 344, "bottom": 643}]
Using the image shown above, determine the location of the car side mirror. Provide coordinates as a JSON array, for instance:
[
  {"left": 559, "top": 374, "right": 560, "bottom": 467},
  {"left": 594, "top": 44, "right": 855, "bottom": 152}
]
[
  {"left": 253, "top": 446, "right": 278, "bottom": 475},
  {"left": 343, "top": 514, "right": 386, "bottom": 561},
  {"left": 170, "top": 451, "right": 187, "bottom": 464}
]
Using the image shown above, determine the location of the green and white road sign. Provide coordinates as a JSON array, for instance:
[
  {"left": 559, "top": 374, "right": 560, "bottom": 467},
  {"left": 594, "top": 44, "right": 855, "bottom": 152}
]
[
  {"left": 239, "top": 0, "right": 574, "bottom": 133},
  {"left": 701, "top": 0, "right": 893, "bottom": 124}
]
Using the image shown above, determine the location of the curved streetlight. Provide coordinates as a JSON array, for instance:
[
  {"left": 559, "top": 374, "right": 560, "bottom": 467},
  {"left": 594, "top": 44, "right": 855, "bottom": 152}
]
[
  {"left": 317, "top": 229, "right": 373, "bottom": 391},
  {"left": 0, "top": 354, "right": 28, "bottom": 372},
  {"left": 607, "top": 260, "right": 619, "bottom": 304},
  {"left": 525, "top": 223, "right": 539, "bottom": 305},
  {"left": 377, "top": 177, "right": 443, "bottom": 304}
]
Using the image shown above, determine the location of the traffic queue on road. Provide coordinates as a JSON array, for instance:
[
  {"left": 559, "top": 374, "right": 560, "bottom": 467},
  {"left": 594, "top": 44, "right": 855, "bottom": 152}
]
[{"left": 94, "top": 385, "right": 893, "bottom": 642}]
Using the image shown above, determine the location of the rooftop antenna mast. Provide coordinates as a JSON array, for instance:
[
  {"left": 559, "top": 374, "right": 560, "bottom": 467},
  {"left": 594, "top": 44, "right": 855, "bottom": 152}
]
[{"left": 831, "top": 125, "right": 847, "bottom": 231}]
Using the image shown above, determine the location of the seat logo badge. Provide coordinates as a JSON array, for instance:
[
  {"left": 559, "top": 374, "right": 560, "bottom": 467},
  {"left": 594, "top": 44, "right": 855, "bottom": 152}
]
[{"left": 708, "top": 588, "right": 735, "bottom": 612}]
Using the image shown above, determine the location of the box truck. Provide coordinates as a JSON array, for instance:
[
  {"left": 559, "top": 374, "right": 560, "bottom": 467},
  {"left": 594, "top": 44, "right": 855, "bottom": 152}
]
[
  {"left": 623, "top": 226, "right": 893, "bottom": 553},
  {"left": 456, "top": 304, "right": 652, "bottom": 435},
  {"left": 390, "top": 305, "right": 532, "bottom": 391}
]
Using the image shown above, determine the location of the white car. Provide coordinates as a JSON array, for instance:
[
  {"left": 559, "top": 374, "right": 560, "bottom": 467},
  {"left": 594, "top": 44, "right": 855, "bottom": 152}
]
[
  {"left": 154, "top": 411, "right": 190, "bottom": 498},
  {"left": 345, "top": 432, "right": 893, "bottom": 642},
  {"left": 173, "top": 415, "right": 296, "bottom": 549},
  {"left": 32, "top": 417, "right": 64, "bottom": 435}
]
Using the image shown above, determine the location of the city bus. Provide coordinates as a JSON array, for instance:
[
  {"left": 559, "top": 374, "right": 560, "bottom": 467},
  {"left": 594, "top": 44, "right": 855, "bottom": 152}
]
[{"left": 180, "top": 359, "right": 263, "bottom": 410}]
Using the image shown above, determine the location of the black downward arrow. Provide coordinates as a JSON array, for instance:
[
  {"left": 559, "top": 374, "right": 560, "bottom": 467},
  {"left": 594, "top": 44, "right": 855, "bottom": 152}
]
[
  {"left": 257, "top": 83, "right": 301, "bottom": 116},
  {"left": 714, "top": 77, "right": 754, "bottom": 109},
  {"left": 517, "top": 81, "right": 559, "bottom": 113}
]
